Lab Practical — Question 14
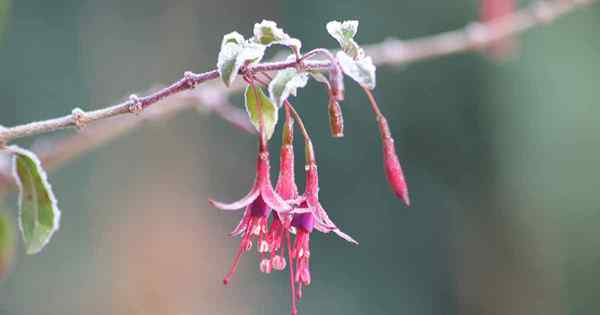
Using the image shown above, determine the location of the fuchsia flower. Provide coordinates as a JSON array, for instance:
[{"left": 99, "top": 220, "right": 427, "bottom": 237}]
[
  {"left": 286, "top": 103, "right": 358, "bottom": 315},
  {"left": 287, "top": 136, "right": 357, "bottom": 308},
  {"left": 209, "top": 142, "right": 290, "bottom": 284},
  {"left": 263, "top": 108, "right": 298, "bottom": 274}
]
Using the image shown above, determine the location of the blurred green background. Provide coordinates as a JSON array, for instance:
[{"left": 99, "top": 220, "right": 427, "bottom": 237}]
[{"left": 0, "top": 0, "right": 599, "bottom": 314}]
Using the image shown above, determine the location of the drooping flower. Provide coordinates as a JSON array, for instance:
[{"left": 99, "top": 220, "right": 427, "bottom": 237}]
[
  {"left": 209, "top": 142, "right": 290, "bottom": 284},
  {"left": 264, "top": 105, "right": 298, "bottom": 273},
  {"left": 300, "top": 145, "right": 357, "bottom": 244},
  {"left": 287, "top": 140, "right": 358, "bottom": 303}
]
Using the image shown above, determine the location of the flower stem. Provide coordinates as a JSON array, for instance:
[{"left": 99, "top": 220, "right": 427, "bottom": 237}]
[{"left": 284, "top": 101, "right": 315, "bottom": 164}]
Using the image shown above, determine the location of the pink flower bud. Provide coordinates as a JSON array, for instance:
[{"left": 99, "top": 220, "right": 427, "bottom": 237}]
[{"left": 378, "top": 118, "right": 410, "bottom": 206}]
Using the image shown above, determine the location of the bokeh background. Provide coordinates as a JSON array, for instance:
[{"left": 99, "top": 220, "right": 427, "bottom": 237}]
[{"left": 0, "top": 0, "right": 599, "bottom": 314}]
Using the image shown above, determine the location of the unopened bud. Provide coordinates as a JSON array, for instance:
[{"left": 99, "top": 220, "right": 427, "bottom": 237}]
[
  {"left": 378, "top": 118, "right": 410, "bottom": 206},
  {"left": 328, "top": 98, "right": 344, "bottom": 138}
]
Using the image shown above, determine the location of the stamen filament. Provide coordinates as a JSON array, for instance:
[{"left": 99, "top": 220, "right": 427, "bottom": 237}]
[
  {"left": 286, "top": 231, "right": 298, "bottom": 315},
  {"left": 223, "top": 228, "right": 252, "bottom": 285}
]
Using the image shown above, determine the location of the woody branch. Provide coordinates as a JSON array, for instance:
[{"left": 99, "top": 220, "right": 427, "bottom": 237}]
[{"left": 0, "top": 0, "right": 593, "bottom": 191}]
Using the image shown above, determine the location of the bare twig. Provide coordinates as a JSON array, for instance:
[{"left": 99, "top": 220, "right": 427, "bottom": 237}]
[
  {"left": 0, "top": 0, "right": 593, "bottom": 193},
  {"left": 365, "top": 0, "right": 595, "bottom": 65}
]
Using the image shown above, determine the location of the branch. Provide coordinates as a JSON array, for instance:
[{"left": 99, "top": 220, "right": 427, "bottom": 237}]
[
  {"left": 0, "top": 0, "right": 593, "bottom": 192},
  {"left": 365, "top": 0, "right": 595, "bottom": 65}
]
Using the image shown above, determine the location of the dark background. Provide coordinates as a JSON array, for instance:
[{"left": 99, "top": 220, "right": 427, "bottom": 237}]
[{"left": 0, "top": 1, "right": 599, "bottom": 314}]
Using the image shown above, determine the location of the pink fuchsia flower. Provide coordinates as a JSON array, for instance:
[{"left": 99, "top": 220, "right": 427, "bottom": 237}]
[
  {"left": 263, "top": 107, "right": 298, "bottom": 273},
  {"left": 287, "top": 140, "right": 358, "bottom": 304},
  {"left": 209, "top": 144, "right": 291, "bottom": 284},
  {"left": 302, "top": 141, "right": 357, "bottom": 243}
]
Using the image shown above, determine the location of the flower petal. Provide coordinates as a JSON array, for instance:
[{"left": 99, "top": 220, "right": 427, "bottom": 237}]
[
  {"left": 309, "top": 202, "right": 358, "bottom": 244},
  {"left": 261, "top": 186, "right": 291, "bottom": 212},
  {"left": 209, "top": 188, "right": 260, "bottom": 210},
  {"left": 229, "top": 209, "right": 250, "bottom": 236},
  {"left": 333, "top": 229, "right": 358, "bottom": 245}
]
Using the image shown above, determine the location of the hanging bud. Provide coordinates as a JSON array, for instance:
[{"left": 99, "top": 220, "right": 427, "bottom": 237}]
[
  {"left": 328, "top": 97, "right": 344, "bottom": 138},
  {"left": 378, "top": 117, "right": 410, "bottom": 206}
]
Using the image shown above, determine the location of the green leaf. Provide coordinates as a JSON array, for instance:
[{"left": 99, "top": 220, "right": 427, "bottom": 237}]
[
  {"left": 217, "top": 32, "right": 266, "bottom": 87},
  {"left": 244, "top": 85, "right": 279, "bottom": 139},
  {"left": 0, "top": 211, "right": 15, "bottom": 276},
  {"left": 326, "top": 20, "right": 363, "bottom": 59},
  {"left": 252, "top": 20, "right": 301, "bottom": 52},
  {"left": 10, "top": 146, "right": 60, "bottom": 255},
  {"left": 336, "top": 51, "right": 376, "bottom": 89},
  {"left": 268, "top": 67, "right": 309, "bottom": 108}
]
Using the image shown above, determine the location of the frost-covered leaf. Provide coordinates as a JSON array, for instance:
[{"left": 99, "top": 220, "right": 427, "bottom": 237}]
[
  {"left": 0, "top": 211, "right": 15, "bottom": 277},
  {"left": 268, "top": 68, "right": 309, "bottom": 108},
  {"left": 221, "top": 31, "right": 245, "bottom": 47},
  {"left": 326, "top": 20, "right": 363, "bottom": 59},
  {"left": 217, "top": 33, "right": 266, "bottom": 87},
  {"left": 252, "top": 20, "right": 301, "bottom": 52},
  {"left": 244, "top": 85, "right": 279, "bottom": 139},
  {"left": 337, "top": 51, "right": 376, "bottom": 89},
  {"left": 10, "top": 146, "right": 60, "bottom": 255}
]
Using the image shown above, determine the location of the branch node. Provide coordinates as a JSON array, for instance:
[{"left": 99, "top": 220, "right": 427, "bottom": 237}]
[
  {"left": 128, "top": 94, "right": 143, "bottom": 115},
  {"left": 71, "top": 107, "right": 89, "bottom": 130},
  {"left": 184, "top": 71, "right": 197, "bottom": 88}
]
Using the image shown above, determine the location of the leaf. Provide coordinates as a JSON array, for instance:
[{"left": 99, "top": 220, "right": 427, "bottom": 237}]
[
  {"left": 0, "top": 211, "right": 15, "bottom": 277},
  {"left": 10, "top": 145, "right": 61, "bottom": 255},
  {"left": 252, "top": 20, "right": 301, "bottom": 52},
  {"left": 244, "top": 85, "right": 279, "bottom": 139},
  {"left": 268, "top": 68, "right": 309, "bottom": 108},
  {"left": 336, "top": 51, "right": 376, "bottom": 89},
  {"left": 326, "top": 20, "right": 363, "bottom": 59},
  {"left": 217, "top": 32, "right": 266, "bottom": 87},
  {"left": 221, "top": 31, "right": 245, "bottom": 46}
]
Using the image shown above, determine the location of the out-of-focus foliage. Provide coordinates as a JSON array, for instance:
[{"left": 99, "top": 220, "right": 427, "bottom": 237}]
[{"left": 0, "top": 211, "right": 16, "bottom": 278}]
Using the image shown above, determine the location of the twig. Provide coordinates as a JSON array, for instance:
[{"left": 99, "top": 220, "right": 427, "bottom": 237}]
[
  {"left": 0, "top": 0, "right": 593, "bottom": 192},
  {"left": 365, "top": 0, "right": 595, "bottom": 65}
]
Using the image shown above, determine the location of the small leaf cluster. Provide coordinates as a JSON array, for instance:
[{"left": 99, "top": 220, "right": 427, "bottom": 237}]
[{"left": 216, "top": 19, "right": 377, "bottom": 138}]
